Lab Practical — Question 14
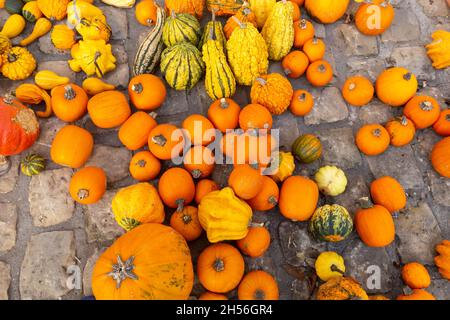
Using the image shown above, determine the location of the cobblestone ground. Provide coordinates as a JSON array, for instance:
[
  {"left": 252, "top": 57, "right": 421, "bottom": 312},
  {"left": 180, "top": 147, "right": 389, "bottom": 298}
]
[{"left": 0, "top": 0, "right": 449, "bottom": 300}]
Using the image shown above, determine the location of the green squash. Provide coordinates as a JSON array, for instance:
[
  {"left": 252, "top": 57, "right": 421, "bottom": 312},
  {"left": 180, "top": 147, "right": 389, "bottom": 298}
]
[
  {"left": 292, "top": 134, "right": 322, "bottom": 163},
  {"left": 162, "top": 12, "right": 201, "bottom": 47},
  {"left": 20, "top": 154, "right": 45, "bottom": 176},
  {"left": 160, "top": 41, "right": 205, "bottom": 90},
  {"left": 309, "top": 204, "right": 353, "bottom": 242},
  {"left": 198, "top": 10, "right": 227, "bottom": 52},
  {"left": 5, "top": 0, "right": 24, "bottom": 14}
]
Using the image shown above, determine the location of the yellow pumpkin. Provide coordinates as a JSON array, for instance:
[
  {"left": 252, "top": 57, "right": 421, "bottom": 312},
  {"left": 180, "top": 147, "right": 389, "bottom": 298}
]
[
  {"left": 37, "top": 0, "right": 69, "bottom": 21},
  {"left": 1, "top": 47, "right": 36, "bottom": 80},
  {"left": 111, "top": 183, "right": 165, "bottom": 231},
  {"left": 69, "top": 39, "right": 116, "bottom": 77},
  {"left": 314, "top": 165, "right": 347, "bottom": 196},
  {"left": 426, "top": 30, "right": 450, "bottom": 70},
  {"left": 266, "top": 151, "right": 295, "bottom": 182},
  {"left": 67, "top": 0, "right": 104, "bottom": 27},
  {"left": 317, "top": 276, "right": 369, "bottom": 300},
  {"left": 76, "top": 15, "right": 111, "bottom": 42},
  {"left": 51, "top": 25, "right": 78, "bottom": 50},
  {"left": 198, "top": 187, "right": 253, "bottom": 243},
  {"left": 315, "top": 251, "right": 346, "bottom": 281}
]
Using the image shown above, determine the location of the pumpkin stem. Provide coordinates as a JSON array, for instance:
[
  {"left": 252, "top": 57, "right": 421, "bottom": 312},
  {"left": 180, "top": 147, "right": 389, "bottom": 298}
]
[
  {"left": 359, "top": 197, "right": 374, "bottom": 209},
  {"left": 0, "top": 156, "right": 11, "bottom": 177},
  {"left": 420, "top": 101, "right": 433, "bottom": 111},
  {"left": 170, "top": 10, "right": 176, "bottom": 18},
  {"left": 256, "top": 77, "right": 267, "bottom": 85},
  {"left": 330, "top": 264, "right": 345, "bottom": 275},
  {"left": 137, "top": 159, "right": 147, "bottom": 168},
  {"left": 182, "top": 213, "right": 192, "bottom": 225},
  {"left": 284, "top": 68, "right": 292, "bottom": 76},
  {"left": 191, "top": 169, "right": 203, "bottom": 179},
  {"left": 132, "top": 83, "right": 143, "bottom": 94},
  {"left": 299, "top": 19, "right": 307, "bottom": 30},
  {"left": 232, "top": 16, "right": 246, "bottom": 29},
  {"left": 268, "top": 195, "right": 278, "bottom": 206},
  {"left": 64, "top": 85, "right": 76, "bottom": 100},
  {"left": 312, "top": 37, "right": 319, "bottom": 45},
  {"left": 213, "top": 258, "right": 225, "bottom": 272},
  {"left": 176, "top": 199, "right": 185, "bottom": 212},
  {"left": 77, "top": 189, "right": 89, "bottom": 200},
  {"left": 107, "top": 255, "right": 138, "bottom": 289},
  {"left": 211, "top": 8, "right": 217, "bottom": 21},
  {"left": 298, "top": 92, "right": 306, "bottom": 102},
  {"left": 317, "top": 64, "right": 327, "bottom": 73},
  {"left": 400, "top": 116, "right": 408, "bottom": 126},
  {"left": 372, "top": 128, "right": 382, "bottom": 137},
  {"left": 248, "top": 221, "right": 265, "bottom": 228},
  {"left": 149, "top": 112, "right": 158, "bottom": 119},
  {"left": 403, "top": 72, "right": 412, "bottom": 81},
  {"left": 242, "top": 7, "right": 252, "bottom": 16},
  {"left": 254, "top": 289, "right": 266, "bottom": 300},
  {"left": 146, "top": 18, "right": 153, "bottom": 25},
  {"left": 152, "top": 134, "right": 167, "bottom": 146},
  {"left": 220, "top": 98, "right": 229, "bottom": 109},
  {"left": 3, "top": 94, "right": 14, "bottom": 105},
  {"left": 7, "top": 53, "right": 17, "bottom": 63},
  {"left": 348, "top": 83, "right": 356, "bottom": 91},
  {"left": 446, "top": 114, "right": 450, "bottom": 121}
]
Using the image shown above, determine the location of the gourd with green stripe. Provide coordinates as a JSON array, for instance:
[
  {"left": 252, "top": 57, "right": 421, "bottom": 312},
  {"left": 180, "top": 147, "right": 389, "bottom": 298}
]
[
  {"left": 160, "top": 41, "right": 205, "bottom": 90},
  {"left": 292, "top": 134, "right": 322, "bottom": 163},
  {"left": 133, "top": 4, "right": 166, "bottom": 75},
  {"left": 198, "top": 10, "right": 226, "bottom": 52},
  {"left": 202, "top": 29, "right": 236, "bottom": 100},
  {"left": 309, "top": 204, "right": 353, "bottom": 242},
  {"left": 162, "top": 11, "right": 201, "bottom": 47},
  {"left": 20, "top": 154, "right": 45, "bottom": 176},
  {"left": 22, "top": 1, "right": 42, "bottom": 22}
]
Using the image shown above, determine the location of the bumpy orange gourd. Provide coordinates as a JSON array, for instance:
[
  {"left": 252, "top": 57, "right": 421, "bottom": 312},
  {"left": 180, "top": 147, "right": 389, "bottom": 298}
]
[
  {"left": 375, "top": 67, "right": 418, "bottom": 107},
  {"left": 69, "top": 166, "right": 106, "bottom": 205},
  {"left": 293, "top": 19, "right": 314, "bottom": 48},
  {"left": 355, "top": 0, "right": 394, "bottom": 36},
  {"left": 238, "top": 271, "right": 279, "bottom": 300},
  {"left": 370, "top": 176, "right": 406, "bottom": 213},
  {"left": 279, "top": 175, "right": 319, "bottom": 221},
  {"left": 355, "top": 201, "right": 395, "bottom": 247},
  {"left": 51, "top": 84, "right": 88, "bottom": 122},
  {"left": 37, "top": 0, "right": 69, "bottom": 21},
  {"left": 355, "top": 124, "right": 390, "bottom": 156},
  {"left": 207, "top": 98, "right": 241, "bottom": 133},
  {"left": 50, "top": 125, "right": 93, "bottom": 168},
  {"left": 183, "top": 145, "right": 215, "bottom": 178},
  {"left": 197, "top": 243, "right": 245, "bottom": 293},
  {"left": 282, "top": 50, "right": 309, "bottom": 79},
  {"left": 317, "top": 276, "right": 368, "bottom": 300},
  {"left": 238, "top": 104, "right": 273, "bottom": 131},
  {"left": 224, "top": 5, "right": 257, "bottom": 39},
  {"left": 195, "top": 179, "right": 219, "bottom": 204},
  {"left": 119, "top": 111, "right": 157, "bottom": 150},
  {"left": 182, "top": 114, "right": 216, "bottom": 145},
  {"left": 433, "top": 109, "right": 450, "bottom": 136},
  {"left": 247, "top": 176, "right": 279, "bottom": 211},
  {"left": 228, "top": 164, "right": 264, "bottom": 200},
  {"left": 385, "top": 116, "right": 416, "bottom": 147},
  {"left": 236, "top": 226, "right": 271, "bottom": 258},
  {"left": 306, "top": 60, "right": 333, "bottom": 86},
  {"left": 129, "top": 150, "right": 161, "bottom": 182},
  {"left": 148, "top": 124, "right": 185, "bottom": 160},
  {"left": 250, "top": 73, "right": 294, "bottom": 115},
  {"left": 401, "top": 262, "right": 431, "bottom": 289},
  {"left": 342, "top": 76, "right": 374, "bottom": 107},
  {"left": 128, "top": 74, "right": 166, "bottom": 111},
  {"left": 403, "top": 95, "right": 441, "bottom": 129},
  {"left": 435, "top": 240, "right": 450, "bottom": 280},
  {"left": 431, "top": 137, "right": 450, "bottom": 178},
  {"left": 158, "top": 167, "right": 195, "bottom": 210},
  {"left": 290, "top": 89, "right": 314, "bottom": 116},
  {"left": 170, "top": 205, "right": 203, "bottom": 241},
  {"left": 87, "top": 91, "right": 131, "bottom": 128},
  {"left": 165, "top": 0, "right": 205, "bottom": 18}
]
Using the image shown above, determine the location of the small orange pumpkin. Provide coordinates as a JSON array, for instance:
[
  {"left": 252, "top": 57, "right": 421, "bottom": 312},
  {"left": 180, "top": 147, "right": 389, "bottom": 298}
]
[
  {"left": 375, "top": 67, "right": 418, "bottom": 107},
  {"left": 224, "top": 5, "right": 258, "bottom": 39},
  {"left": 208, "top": 98, "right": 241, "bottom": 133},
  {"left": 182, "top": 114, "right": 216, "bottom": 146},
  {"left": 69, "top": 166, "right": 106, "bottom": 204},
  {"left": 236, "top": 226, "right": 271, "bottom": 258},
  {"left": 158, "top": 167, "right": 195, "bottom": 210},
  {"left": 431, "top": 137, "right": 450, "bottom": 178},
  {"left": 129, "top": 150, "right": 161, "bottom": 181},
  {"left": 401, "top": 262, "right": 431, "bottom": 289},
  {"left": 279, "top": 175, "right": 319, "bottom": 221},
  {"left": 355, "top": 201, "right": 395, "bottom": 247},
  {"left": 228, "top": 164, "right": 264, "bottom": 200},
  {"left": 370, "top": 176, "right": 406, "bottom": 213},
  {"left": 198, "top": 292, "right": 228, "bottom": 300},
  {"left": 183, "top": 145, "right": 215, "bottom": 178},
  {"left": 128, "top": 74, "right": 166, "bottom": 111},
  {"left": 87, "top": 91, "right": 131, "bottom": 129},
  {"left": 282, "top": 50, "right": 309, "bottom": 79},
  {"left": 238, "top": 104, "right": 273, "bottom": 131},
  {"left": 385, "top": 116, "right": 416, "bottom": 147},
  {"left": 118, "top": 111, "right": 157, "bottom": 150},
  {"left": 403, "top": 95, "right": 441, "bottom": 129},
  {"left": 195, "top": 179, "right": 219, "bottom": 204},
  {"left": 51, "top": 84, "right": 88, "bottom": 122},
  {"left": 355, "top": 124, "right": 390, "bottom": 156},
  {"left": 148, "top": 124, "right": 185, "bottom": 160},
  {"left": 291, "top": 1, "right": 301, "bottom": 20},
  {"left": 303, "top": 37, "right": 325, "bottom": 62},
  {"left": 135, "top": 0, "right": 158, "bottom": 26},
  {"left": 170, "top": 206, "right": 203, "bottom": 241},
  {"left": 238, "top": 270, "right": 279, "bottom": 300},
  {"left": 397, "top": 289, "right": 436, "bottom": 300},
  {"left": 247, "top": 176, "right": 279, "bottom": 211},
  {"left": 290, "top": 89, "right": 314, "bottom": 116},
  {"left": 433, "top": 109, "right": 450, "bottom": 136},
  {"left": 355, "top": 0, "right": 395, "bottom": 36},
  {"left": 342, "top": 76, "right": 374, "bottom": 107},
  {"left": 293, "top": 19, "right": 314, "bottom": 48},
  {"left": 306, "top": 60, "right": 333, "bottom": 87},
  {"left": 50, "top": 125, "right": 93, "bottom": 168},
  {"left": 197, "top": 243, "right": 245, "bottom": 293}
]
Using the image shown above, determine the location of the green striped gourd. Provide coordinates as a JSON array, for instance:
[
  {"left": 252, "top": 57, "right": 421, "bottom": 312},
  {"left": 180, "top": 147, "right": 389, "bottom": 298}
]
[
  {"left": 162, "top": 11, "right": 201, "bottom": 47},
  {"left": 198, "top": 10, "right": 227, "bottom": 52},
  {"left": 202, "top": 29, "right": 236, "bottom": 100},
  {"left": 292, "top": 134, "right": 322, "bottom": 163},
  {"left": 133, "top": 5, "right": 166, "bottom": 75},
  {"left": 20, "top": 154, "right": 45, "bottom": 176},
  {"left": 309, "top": 204, "right": 353, "bottom": 242},
  {"left": 160, "top": 42, "right": 205, "bottom": 90}
]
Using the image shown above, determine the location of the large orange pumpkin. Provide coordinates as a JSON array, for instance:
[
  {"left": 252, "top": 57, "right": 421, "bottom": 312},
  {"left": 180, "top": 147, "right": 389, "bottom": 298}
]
[
  {"left": 431, "top": 137, "right": 450, "bottom": 178},
  {"left": 87, "top": 91, "right": 131, "bottom": 129},
  {"left": 279, "top": 175, "right": 319, "bottom": 221},
  {"left": 92, "top": 223, "right": 194, "bottom": 300},
  {"left": 375, "top": 67, "right": 418, "bottom": 107}
]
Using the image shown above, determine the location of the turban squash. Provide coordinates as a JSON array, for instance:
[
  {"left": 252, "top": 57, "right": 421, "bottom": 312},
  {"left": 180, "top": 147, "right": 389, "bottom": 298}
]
[
  {"left": 426, "top": 30, "right": 450, "bottom": 70},
  {"left": 92, "top": 223, "right": 194, "bottom": 300}
]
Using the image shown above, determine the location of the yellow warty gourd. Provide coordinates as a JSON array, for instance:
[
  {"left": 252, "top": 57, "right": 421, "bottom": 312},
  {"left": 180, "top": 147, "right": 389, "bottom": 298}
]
[
  {"left": 226, "top": 21, "right": 268, "bottom": 86},
  {"left": 426, "top": 30, "right": 450, "bottom": 70},
  {"left": 261, "top": 0, "right": 294, "bottom": 61},
  {"left": 0, "top": 14, "right": 26, "bottom": 39},
  {"left": 19, "top": 18, "right": 53, "bottom": 47},
  {"left": 67, "top": 0, "right": 104, "bottom": 27},
  {"left": 0, "top": 34, "right": 11, "bottom": 54},
  {"left": 37, "top": 0, "right": 69, "bottom": 21},
  {"left": 82, "top": 77, "right": 115, "bottom": 95},
  {"left": 35, "top": 70, "right": 70, "bottom": 90},
  {"left": 249, "top": 0, "right": 276, "bottom": 29}
]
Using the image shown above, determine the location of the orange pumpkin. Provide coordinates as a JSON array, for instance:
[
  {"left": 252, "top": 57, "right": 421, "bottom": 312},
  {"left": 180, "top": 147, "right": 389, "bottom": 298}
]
[
  {"left": 207, "top": 98, "right": 241, "bottom": 133},
  {"left": 291, "top": 0, "right": 301, "bottom": 20},
  {"left": 87, "top": 91, "right": 131, "bottom": 129},
  {"left": 182, "top": 114, "right": 216, "bottom": 146},
  {"left": 148, "top": 124, "right": 185, "bottom": 160},
  {"left": 433, "top": 109, "right": 450, "bottom": 136},
  {"left": 282, "top": 50, "right": 309, "bottom": 79},
  {"left": 291, "top": 0, "right": 304, "bottom": 5},
  {"left": 228, "top": 164, "right": 263, "bottom": 200},
  {"left": 290, "top": 89, "right": 314, "bottom": 116},
  {"left": 397, "top": 289, "right": 436, "bottom": 300},
  {"left": 51, "top": 84, "right": 88, "bottom": 122},
  {"left": 355, "top": 124, "right": 390, "bottom": 156},
  {"left": 370, "top": 176, "right": 406, "bottom": 213},
  {"left": 342, "top": 76, "right": 374, "bottom": 107},
  {"left": 247, "top": 176, "right": 279, "bottom": 211},
  {"left": 170, "top": 205, "right": 203, "bottom": 241},
  {"left": 306, "top": 60, "right": 333, "bottom": 87},
  {"left": 69, "top": 166, "right": 106, "bottom": 205},
  {"left": 303, "top": 37, "right": 325, "bottom": 62},
  {"left": 385, "top": 116, "right": 416, "bottom": 147},
  {"left": 224, "top": 5, "right": 257, "bottom": 39},
  {"left": 375, "top": 67, "right": 418, "bottom": 107},
  {"left": 165, "top": 0, "right": 205, "bottom": 18},
  {"left": 403, "top": 95, "right": 441, "bottom": 129},
  {"left": 355, "top": 202, "right": 395, "bottom": 247},
  {"left": 128, "top": 74, "right": 166, "bottom": 111},
  {"left": 431, "top": 137, "right": 450, "bottom": 178},
  {"left": 293, "top": 19, "right": 314, "bottom": 48},
  {"left": 355, "top": 0, "right": 395, "bottom": 36},
  {"left": 237, "top": 270, "right": 279, "bottom": 300},
  {"left": 401, "top": 262, "right": 431, "bottom": 289},
  {"left": 198, "top": 292, "right": 228, "bottom": 300},
  {"left": 197, "top": 243, "right": 245, "bottom": 293},
  {"left": 129, "top": 150, "right": 161, "bottom": 181},
  {"left": 92, "top": 223, "right": 194, "bottom": 300},
  {"left": 238, "top": 104, "right": 273, "bottom": 131},
  {"left": 435, "top": 240, "right": 450, "bottom": 280},
  {"left": 135, "top": 0, "right": 158, "bottom": 26},
  {"left": 50, "top": 125, "right": 93, "bottom": 168},
  {"left": 183, "top": 145, "right": 215, "bottom": 178},
  {"left": 195, "top": 179, "right": 219, "bottom": 204},
  {"left": 236, "top": 226, "right": 271, "bottom": 258},
  {"left": 158, "top": 167, "right": 195, "bottom": 210},
  {"left": 118, "top": 111, "right": 157, "bottom": 150},
  {"left": 279, "top": 175, "right": 319, "bottom": 221}
]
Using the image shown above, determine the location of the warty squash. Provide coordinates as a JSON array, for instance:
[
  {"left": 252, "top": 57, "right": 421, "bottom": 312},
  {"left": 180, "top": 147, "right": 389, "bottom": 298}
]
[
  {"left": 165, "top": 0, "right": 205, "bottom": 19},
  {"left": 0, "top": 14, "right": 26, "bottom": 38},
  {"left": 69, "top": 40, "right": 116, "bottom": 77},
  {"left": 37, "top": 0, "right": 69, "bottom": 21},
  {"left": 19, "top": 17, "right": 52, "bottom": 46},
  {"left": 206, "top": 0, "right": 243, "bottom": 16},
  {"left": 1, "top": 46, "right": 36, "bottom": 80},
  {"left": 250, "top": 73, "right": 294, "bottom": 115},
  {"left": 50, "top": 125, "right": 93, "bottom": 168},
  {"left": 67, "top": 0, "right": 104, "bottom": 27},
  {"left": 249, "top": 0, "right": 275, "bottom": 28},
  {"left": 224, "top": 4, "right": 257, "bottom": 39},
  {"left": 317, "top": 276, "right": 368, "bottom": 300},
  {"left": 199, "top": 9, "right": 227, "bottom": 51},
  {"left": 76, "top": 15, "right": 111, "bottom": 42},
  {"left": 92, "top": 223, "right": 193, "bottom": 300},
  {"left": 426, "top": 30, "right": 450, "bottom": 70},
  {"left": 261, "top": 0, "right": 294, "bottom": 61},
  {"left": 35, "top": 70, "right": 70, "bottom": 90},
  {"left": 51, "top": 84, "right": 88, "bottom": 122},
  {"left": 87, "top": 90, "right": 131, "bottom": 129},
  {"left": 162, "top": 11, "right": 201, "bottom": 47},
  {"left": 50, "top": 24, "right": 77, "bottom": 50}
]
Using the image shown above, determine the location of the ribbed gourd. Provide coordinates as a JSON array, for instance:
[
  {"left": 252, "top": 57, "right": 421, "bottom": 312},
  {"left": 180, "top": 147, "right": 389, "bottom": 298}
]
[
  {"left": 160, "top": 42, "right": 205, "bottom": 90},
  {"left": 226, "top": 20, "right": 268, "bottom": 86},
  {"left": 133, "top": 4, "right": 165, "bottom": 75},
  {"left": 162, "top": 11, "right": 201, "bottom": 47},
  {"left": 426, "top": 30, "right": 450, "bottom": 70},
  {"left": 261, "top": 0, "right": 294, "bottom": 61},
  {"left": 202, "top": 30, "right": 236, "bottom": 100},
  {"left": 198, "top": 10, "right": 227, "bottom": 52}
]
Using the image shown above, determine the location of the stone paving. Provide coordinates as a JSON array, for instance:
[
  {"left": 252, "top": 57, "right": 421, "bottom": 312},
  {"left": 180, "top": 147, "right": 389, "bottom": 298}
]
[{"left": 0, "top": 0, "right": 449, "bottom": 300}]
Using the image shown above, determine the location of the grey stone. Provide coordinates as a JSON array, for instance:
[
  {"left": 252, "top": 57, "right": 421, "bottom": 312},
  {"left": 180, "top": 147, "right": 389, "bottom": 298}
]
[
  {"left": 429, "top": 279, "right": 450, "bottom": 300},
  {"left": 334, "top": 24, "right": 378, "bottom": 56},
  {"left": 278, "top": 221, "right": 325, "bottom": 268},
  {"left": 417, "top": 0, "right": 450, "bottom": 17},
  {"left": 38, "top": 33, "right": 70, "bottom": 55},
  {"left": 83, "top": 249, "right": 104, "bottom": 296},
  {"left": 84, "top": 190, "right": 124, "bottom": 243},
  {"left": 346, "top": 58, "right": 386, "bottom": 82},
  {"left": 28, "top": 168, "right": 75, "bottom": 227},
  {"left": 37, "top": 61, "right": 77, "bottom": 82},
  {"left": 103, "top": 6, "right": 128, "bottom": 40},
  {"left": 85, "top": 145, "right": 131, "bottom": 183},
  {"left": 315, "top": 127, "right": 362, "bottom": 170},
  {"left": 366, "top": 145, "right": 424, "bottom": 190},
  {"left": 112, "top": 44, "right": 128, "bottom": 65},
  {"left": 389, "top": 46, "right": 435, "bottom": 80},
  {"left": 159, "top": 89, "right": 190, "bottom": 116},
  {"left": 103, "top": 64, "right": 130, "bottom": 89},
  {"left": 429, "top": 172, "right": 450, "bottom": 207},
  {"left": 20, "top": 231, "right": 76, "bottom": 300},
  {"left": 334, "top": 174, "right": 369, "bottom": 215},
  {"left": 29, "top": 117, "right": 66, "bottom": 159},
  {"left": 0, "top": 261, "right": 10, "bottom": 300},
  {"left": 381, "top": 9, "right": 420, "bottom": 42},
  {"left": 304, "top": 87, "right": 349, "bottom": 125},
  {"left": 0, "top": 156, "right": 19, "bottom": 194},
  {"left": 0, "top": 203, "right": 17, "bottom": 252},
  {"left": 357, "top": 101, "right": 394, "bottom": 124},
  {"left": 273, "top": 113, "right": 299, "bottom": 149},
  {"left": 211, "top": 164, "right": 233, "bottom": 188},
  {"left": 395, "top": 203, "right": 443, "bottom": 265},
  {"left": 312, "top": 21, "right": 326, "bottom": 38}
]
